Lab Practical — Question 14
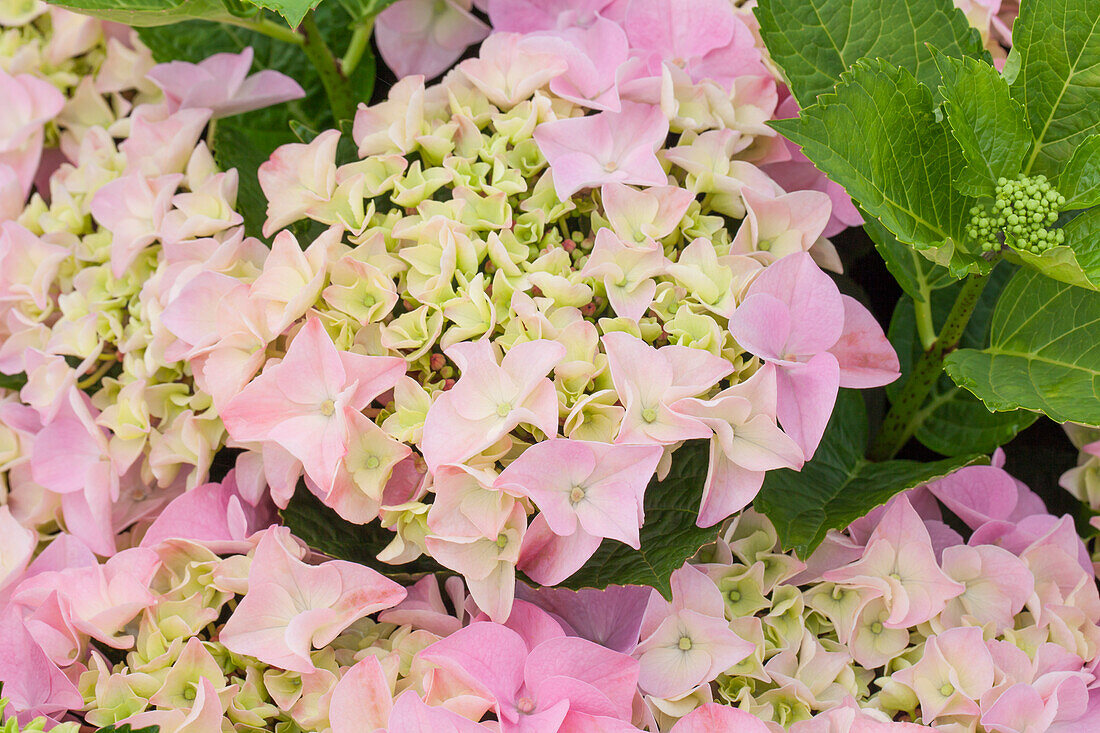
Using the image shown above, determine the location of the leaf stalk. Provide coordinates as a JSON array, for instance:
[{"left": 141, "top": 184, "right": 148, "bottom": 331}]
[
  {"left": 342, "top": 19, "right": 374, "bottom": 77},
  {"left": 867, "top": 271, "right": 991, "bottom": 461},
  {"left": 219, "top": 15, "right": 304, "bottom": 46}
]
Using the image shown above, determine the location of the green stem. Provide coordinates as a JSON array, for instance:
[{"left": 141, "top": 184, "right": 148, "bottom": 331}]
[
  {"left": 219, "top": 15, "right": 303, "bottom": 46},
  {"left": 299, "top": 10, "right": 356, "bottom": 124},
  {"left": 867, "top": 272, "right": 991, "bottom": 461},
  {"left": 914, "top": 295, "right": 936, "bottom": 351},
  {"left": 342, "top": 19, "right": 374, "bottom": 77}
]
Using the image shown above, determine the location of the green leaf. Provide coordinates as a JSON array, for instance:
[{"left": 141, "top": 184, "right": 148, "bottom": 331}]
[
  {"left": 245, "top": 0, "right": 321, "bottom": 26},
  {"left": 1061, "top": 207, "right": 1100, "bottom": 288},
  {"left": 864, "top": 214, "right": 955, "bottom": 302},
  {"left": 1003, "top": 232, "right": 1100, "bottom": 292},
  {"left": 944, "top": 268, "right": 1100, "bottom": 425},
  {"left": 0, "top": 372, "right": 26, "bottom": 392},
  {"left": 755, "top": 391, "right": 985, "bottom": 556},
  {"left": 1058, "top": 135, "right": 1100, "bottom": 210},
  {"left": 557, "top": 440, "right": 716, "bottom": 598},
  {"left": 96, "top": 725, "right": 160, "bottom": 733},
  {"left": 773, "top": 59, "right": 984, "bottom": 275},
  {"left": 754, "top": 0, "right": 983, "bottom": 108},
  {"left": 47, "top": 0, "right": 235, "bottom": 25},
  {"left": 213, "top": 121, "right": 290, "bottom": 238},
  {"left": 933, "top": 50, "right": 1032, "bottom": 197},
  {"left": 281, "top": 484, "right": 444, "bottom": 576},
  {"left": 888, "top": 263, "right": 1037, "bottom": 456},
  {"left": 1010, "top": 0, "right": 1100, "bottom": 178}
]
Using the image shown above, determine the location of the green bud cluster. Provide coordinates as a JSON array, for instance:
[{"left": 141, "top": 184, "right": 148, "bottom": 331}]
[{"left": 966, "top": 174, "right": 1066, "bottom": 254}]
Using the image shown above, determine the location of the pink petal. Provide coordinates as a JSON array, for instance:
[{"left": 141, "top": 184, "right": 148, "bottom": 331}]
[
  {"left": 518, "top": 513, "right": 603, "bottom": 585},
  {"left": 775, "top": 352, "right": 840, "bottom": 459},
  {"left": 832, "top": 295, "right": 900, "bottom": 388},
  {"left": 330, "top": 656, "right": 392, "bottom": 733}
]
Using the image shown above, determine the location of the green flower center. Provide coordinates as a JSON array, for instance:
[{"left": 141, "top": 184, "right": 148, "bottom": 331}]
[
  {"left": 939, "top": 683, "right": 955, "bottom": 697},
  {"left": 641, "top": 407, "right": 658, "bottom": 423},
  {"left": 365, "top": 456, "right": 380, "bottom": 469},
  {"left": 678, "top": 636, "right": 693, "bottom": 651},
  {"left": 569, "top": 486, "right": 586, "bottom": 503},
  {"left": 496, "top": 402, "right": 512, "bottom": 417},
  {"left": 320, "top": 399, "right": 336, "bottom": 417}
]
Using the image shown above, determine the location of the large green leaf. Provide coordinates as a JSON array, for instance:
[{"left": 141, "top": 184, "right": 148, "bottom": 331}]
[
  {"left": 945, "top": 268, "right": 1100, "bottom": 425},
  {"left": 933, "top": 51, "right": 1032, "bottom": 198},
  {"left": 1058, "top": 135, "right": 1100, "bottom": 210},
  {"left": 754, "top": 0, "right": 982, "bottom": 107},
  {"left": 864, "top": 215, "right": 955, "bottom": 303},
  {"left": 888, "top": 263, "right": 1037, "bottom": 456},
  {"left": 1010, "top": 0, "right": 1100, "bottom": 178},
  {"left": 558, "top": 440, "right": 716, "bottom": 598},
  {"left": 95, "top": 725, "right": 160, "bottom": 733},
  {"left": 47, "top": 0, "right": 236, "bottom": 25},
  {"left": 755, "top": 391, "right": 984, "bottom": 556},
  {"left": 772, "top": 59, "right": 983, "bottom": 276}
]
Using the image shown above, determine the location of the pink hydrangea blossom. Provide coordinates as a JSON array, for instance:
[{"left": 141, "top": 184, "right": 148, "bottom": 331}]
[
  {"left": 635, "top": 564, "right": 754, "bottom": 698},
  {"left": 728, "top": 252, "right": 899, "bottom": 456},
  {"left": 602, "top": 331, "right": 732, "bottom": 445},
  {"left": 497, "top": 439, "right": 661, "bottom": 583},
  {"left": 825, "top": 497, "right": 964, "bottom": 629},
  {"left": 419, "top": 605, "right": 640, "bottom": 732},
  {"left": 487, "top": 0, "right": 619, "bottom": 31},
  {"left": 220, "top": 526, "right": 406, "bottom": 673},
  {"left": 220, "top": 317, "right": 406, "bottom": 494},
  {"left": 147, "top": 47, "right": 304, "bottom": 119},
  {"left": 621, "top": 0, "right": 768, "bottom": 89},
  {"left": 534, "top": 101, "right": 669, "bottom": 199},
  {"left": 0, "top": 68, "right": 64, "bottom": 197},
  {"left": 376, "top": 0, "right": 490, "bottom": 80},
  {"left": 672, "top": 363, "right": 804, "bottom": 526},
  {"left": 420, "top": 338, "right": 565, "bottom": 471},
  {"left": 89, "top": 172, "right": 182, "bottom": 278}
]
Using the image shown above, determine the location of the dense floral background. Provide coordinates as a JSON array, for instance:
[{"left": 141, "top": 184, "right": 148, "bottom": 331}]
[{"left": 0, "top": 0, "right": 1098, "bottom": 730}]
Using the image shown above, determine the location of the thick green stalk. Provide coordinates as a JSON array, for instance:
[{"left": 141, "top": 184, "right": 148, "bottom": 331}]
[
  {"left": 299, "top": 10, "right": 356, "bottom": 124},
  {"left": 867, "top": 272, "right": 990, "bottom": 461}
]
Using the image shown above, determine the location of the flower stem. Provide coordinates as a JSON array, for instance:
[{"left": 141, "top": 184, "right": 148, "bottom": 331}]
[
  {"left": 342, "top": 19, "right": 374, "bottom": 77},
  {"left": 219, "top": 15, "right": 304, "bottom": 46},
  {"left": 298, "top": 10, "right": 356, "bottom": 124},
  {"left": 77, "top": 355, "right": 117, "bottom": 390},
  {"left": 867, "top": 272, "right": 991, "bottom": 461},
  {"left": 914, "top": 296, "right": 936, "bottom": 351}
]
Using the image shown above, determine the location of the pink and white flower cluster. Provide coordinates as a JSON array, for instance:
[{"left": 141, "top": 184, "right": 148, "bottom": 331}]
[
  {"left": 151, "top": 0, "right": 902, "bottom": 623},
  {"left": 1, "top": 456, "right": 1096, "bottom": 731},
  {"left": 0, "top": 10, "right": 302, "bottom": 558}
]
